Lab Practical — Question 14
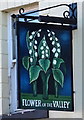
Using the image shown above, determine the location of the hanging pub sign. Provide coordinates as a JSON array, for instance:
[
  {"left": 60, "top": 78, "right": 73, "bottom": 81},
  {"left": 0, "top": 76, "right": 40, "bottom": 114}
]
[{"left": 17, "top": 22, "right": 74, "bottom": 111}]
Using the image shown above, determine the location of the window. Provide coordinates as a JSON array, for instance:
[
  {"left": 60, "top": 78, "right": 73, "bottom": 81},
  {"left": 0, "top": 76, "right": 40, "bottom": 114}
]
[
  {"left": 8, "top": 6, "right": 39, "bottom": 113},
  {"left": 8, "top": 5, "right": 48, "bottom": 119}
]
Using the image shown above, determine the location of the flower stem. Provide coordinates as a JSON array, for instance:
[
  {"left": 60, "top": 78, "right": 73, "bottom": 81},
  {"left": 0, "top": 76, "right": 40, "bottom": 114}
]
[
  {"left": 54, "top": 81, "right": 58, "bottom": 97},
  {"left": 40, "top": 71, "right": 50, "bottom": 100},
  {"left": 43, "top": 78, "right": 48, "bottom": 100},
  {"left": 32, "top": 81, "right": 37, "bottom": 97}
]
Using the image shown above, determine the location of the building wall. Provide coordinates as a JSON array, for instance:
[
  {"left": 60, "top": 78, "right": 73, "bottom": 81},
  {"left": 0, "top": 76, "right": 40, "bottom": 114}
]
[
  {"left": 82, "top": 1, "right": 84, "bottom": 119},
  {"left": 0, "top": 11, "right": 9, "bottom": 115},
  {"left": 0, "top": 0, "right": 84, "bottom": 119},
  {"left": 0, "top": 0, "right": 39, "bottom": 11}
]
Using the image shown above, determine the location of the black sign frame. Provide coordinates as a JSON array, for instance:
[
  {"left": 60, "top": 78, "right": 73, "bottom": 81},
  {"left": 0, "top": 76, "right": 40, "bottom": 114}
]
[{"left": 16, "top": 21, "right": 74, "bottom": 112}]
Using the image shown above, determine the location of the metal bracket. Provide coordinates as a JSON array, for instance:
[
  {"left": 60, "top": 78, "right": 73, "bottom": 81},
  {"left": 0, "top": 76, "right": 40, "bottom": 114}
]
[{"left": 11, "top": 3, "right": 77, "bottom": 30}]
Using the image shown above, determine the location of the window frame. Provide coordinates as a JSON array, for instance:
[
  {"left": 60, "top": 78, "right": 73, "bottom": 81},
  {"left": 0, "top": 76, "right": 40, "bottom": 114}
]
[{"left": 8, "top": 6, "right": 48, "bottom": 119}]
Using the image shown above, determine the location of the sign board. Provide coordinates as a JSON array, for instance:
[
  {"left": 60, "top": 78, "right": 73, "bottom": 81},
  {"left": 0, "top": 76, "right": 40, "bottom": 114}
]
[{"left": 17, "top": 22, "right": 74, "bottom": 111}]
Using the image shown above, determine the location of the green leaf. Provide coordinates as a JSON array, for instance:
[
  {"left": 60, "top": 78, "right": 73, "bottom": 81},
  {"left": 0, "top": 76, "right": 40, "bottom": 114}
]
[
  {"left": 52, "top": 68, "right": 64, "bottom": 87},
  {"left": 39, "top": 59, "right": 50, "bottom": 73},
  {"left": 26, "top": 31, "right": 30, "bottom": 42},
  {"left": 53, "top": 58, "right": 64, "bottom": 69},
  {"left": 29, "top": 65, "right": 42, "bottom": 83},
  {"left": 61, "top": 63, "right": 66, "bottom": 74},
  {"left": 40, "top": 70, "right": 50, "bottom": 82},
  {"left": 22, "top": 56, "right": 29, "bottom": 70}
]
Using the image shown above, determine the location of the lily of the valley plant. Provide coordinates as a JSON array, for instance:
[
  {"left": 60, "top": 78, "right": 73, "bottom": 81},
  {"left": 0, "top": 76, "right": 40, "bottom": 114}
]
[{"left": 22, "top": 29, "right": 66, "bottom": 99}]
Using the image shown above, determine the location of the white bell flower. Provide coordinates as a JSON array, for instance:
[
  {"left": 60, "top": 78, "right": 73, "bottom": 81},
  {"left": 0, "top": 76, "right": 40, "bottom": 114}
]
[
  {"left": 48, "top": 33, "right": 51, "bottom": 37},
  {"left": 50, "top": 37, "right": 52, "bottom": 41},
  {"left": 30, "top": 58, "right": 33, "bottom": 62},
  {"left": 37, "top": 33, "right": 40, "bottom": 37},
  {"left": 46, "top": 54, "right": 48, "bottom": 57},
  {"left": 46, "top": 50, "right": 48, "bottom": 53},
  {"left": 34, "top": 45, "right": 37, "bottom": 49},
  {"left": 42, "top": 51, "right": 45, "bottom": 54},
  {"left": 55, "top": 53, "right": 58, "bottom": 58},
  {"left": 57, "top": 49, "right": 61, "bottom": 53},
  {"left": 29, "top": 50, "right": 32, "bottom": 54},
  {"left": 55, "top": 37, "right": 58, "bottom": 41},
  {"left": 46, "top": 46, "right": 49, "bottom": 49},
  {"left": 47, "top": 30, "right": 50, "bottom": 32},
  {"left": 43, "top": 43, "right": 46, "bottom": 46},
  {"left": 53, "top": 60, "right": 57, "bottom": 65},
  {"left": 57, "top": 43, "right": 60, "bottom": 47},
  {"left": 52, "top": 41, "right": 55, "bottom": 45},
  {"left": 29, "top": 42, "right": 32, "bottom": 46},
  {"left": 42, "top": 55, "right": 45, "bottom": 58},
  {"left": 40, "top": 46, "right": 44, "bottom": 50},
  {"left": 43, "top": 41, "right": 46, "bottom": 43},
  {"left": 52, "top": 32, "right": 55, "bottom": 35},
  {"left": 35, "top": 40, "right": 37, "bottom": 44},
  {"left": 38, "top": 29, "right": 41, "bottom": 32},
  {"left": 32, "top": 31, "right": 35, "bottom": 35},
  {"left": 52, "top": 48, "right": 56, "bottom": 53},
  {"left": 35, "top": 52, "right": 38, "bottom": 57},
  {"left": 29, "top": 35, "right": 33, "bottom": 39}
]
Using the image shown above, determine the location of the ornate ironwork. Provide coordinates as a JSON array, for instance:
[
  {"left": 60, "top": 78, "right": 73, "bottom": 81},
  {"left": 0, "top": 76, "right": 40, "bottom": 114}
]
[
  {"left": 19, "top": 8, "right": 24, "bottom": 15},
  {"left": 63, "top": 11, "right": 70, "bottom": 18},
  {"left": 11, "top": 3, "right": 77, "bottom": 29},
  {"left": 18, "top": 3, "right": 77, "bottom": 19}
]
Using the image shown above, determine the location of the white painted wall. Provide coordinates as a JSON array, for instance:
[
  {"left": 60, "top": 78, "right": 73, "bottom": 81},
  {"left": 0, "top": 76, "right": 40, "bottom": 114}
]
[
  {"left": 0, "top": 11, "right": 9, "bottom": 115},
  {"left": 82, "top": 1, "right": 84, "bottom": 119}
]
